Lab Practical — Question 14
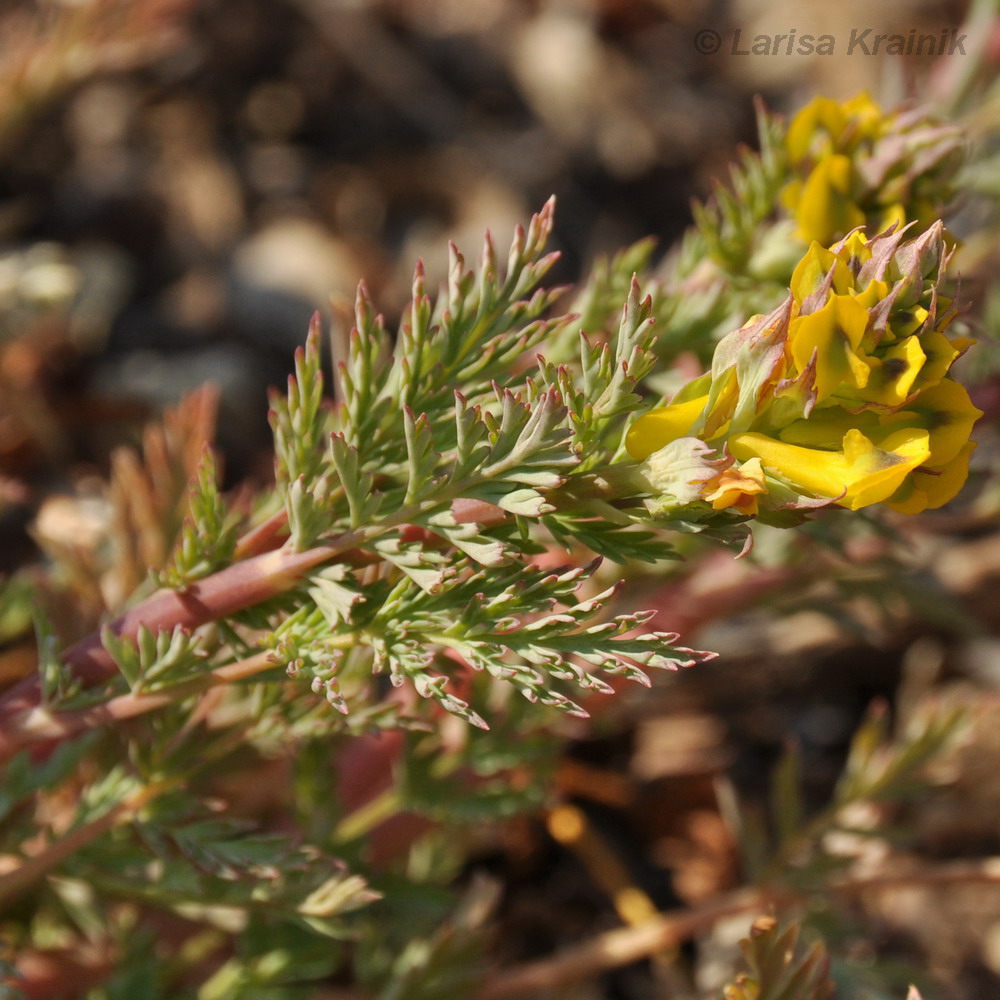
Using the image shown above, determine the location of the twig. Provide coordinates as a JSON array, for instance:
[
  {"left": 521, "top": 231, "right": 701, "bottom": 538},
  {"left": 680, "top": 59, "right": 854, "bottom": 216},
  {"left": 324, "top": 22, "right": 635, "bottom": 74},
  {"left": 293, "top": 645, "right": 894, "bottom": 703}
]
[
  {"left": 0, "top": 481, "right": 530, "bottom": 765},
  {"left": 475, "top": 857, "right": 1000, "bottom": 998},
  {"left": 4, "top": 627, "right": 368, "bottom": 755},
  {"left": 473, "top": 887, "right": 783, "bottom": 999},
  {"left": 834, "top": 857, "right": 1000, "bottom": 893}
]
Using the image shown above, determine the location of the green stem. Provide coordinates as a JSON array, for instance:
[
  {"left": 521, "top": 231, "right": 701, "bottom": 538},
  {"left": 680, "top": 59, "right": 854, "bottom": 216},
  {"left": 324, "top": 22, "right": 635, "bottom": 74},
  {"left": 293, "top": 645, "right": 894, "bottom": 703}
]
[{"left": 333, "top": 787, "right": 403, "bottom": 843}]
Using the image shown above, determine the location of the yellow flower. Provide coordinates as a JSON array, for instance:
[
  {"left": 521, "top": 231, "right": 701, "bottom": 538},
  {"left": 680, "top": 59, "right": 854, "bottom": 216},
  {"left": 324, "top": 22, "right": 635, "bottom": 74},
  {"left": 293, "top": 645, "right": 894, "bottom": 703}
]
[
  {"left": 729, "top": 428, "right": 930, "bottom": 511},
  {"left": 789, "top": 241, "right": 854, "bottom": 302},
  {"left": 626, "top": 393, "right": 708, "bottom": 461},
  {"left": 856, "top": 336, "right": 926, "bottom": 408},
  {"left": 782, "top": 95, "right": 881, "bottom": 245},
  {"left": 785, "top": 95, "right": 846, "bottom": 165},
  {"left": 784, "top": 93, "right": 882, "bottom": 166},
  {"left": 780, "top": 93, "right": 961, "bottom": 249},
  {"left": 877, "top": 379, "right": 983, "bottom": 466},
  {"left": 912, "top": 328, "right": 961, "bottom": 388},
  {"left": 627, "top": 225, "right": 979, "bottom": 518},
  {"left": 885, "top": 443, "right": 977, "bottom": 514},
  {"left": 787, "top": 293, "right": 871, "bottom": 401},
  {"left": 702, "top": 458, "right": 768, "bottom": 516},
  {"left": 789, "top": 155, "right": 866, "bottom": 245}
]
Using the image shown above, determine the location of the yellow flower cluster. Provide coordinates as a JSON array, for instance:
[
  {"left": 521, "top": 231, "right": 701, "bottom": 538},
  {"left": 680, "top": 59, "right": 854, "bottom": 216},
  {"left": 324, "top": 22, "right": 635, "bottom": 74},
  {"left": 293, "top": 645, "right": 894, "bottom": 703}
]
[
  {"left": 627, "top": 224, "right": 981, "bottom": 516},
  {"left": 781, "top": 93, "right": 963, "bottom": 246}
]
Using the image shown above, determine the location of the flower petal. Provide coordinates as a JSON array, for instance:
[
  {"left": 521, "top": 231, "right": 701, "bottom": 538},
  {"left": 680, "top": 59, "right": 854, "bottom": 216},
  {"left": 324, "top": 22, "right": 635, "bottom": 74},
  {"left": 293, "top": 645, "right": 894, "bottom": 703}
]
[
  {"left": 638, "top": 437, "right": 720, "bottom": 506},
  {"left": 793, "top": 155, "right": 867, "bottom": 245},
  {"left": 625, "top": 394, "right": 709, "bottom": 460},
  {"left": 788, "top": 294, "right": 872, "bottom": 401},
  {"left": 702, "top": 457, "right": 768, "bottom": 515},
  {"left": 879, "top": 378, "right": 983, "bottom": 466},
  {"left": 729, "top": 427, "right": 930, "bottom": 510},
  {"left": 885, "top": 442, "right": 976, "bottom": 514},
  {"left": 844, "top": 333, "right": 926, "bottom": 409}
]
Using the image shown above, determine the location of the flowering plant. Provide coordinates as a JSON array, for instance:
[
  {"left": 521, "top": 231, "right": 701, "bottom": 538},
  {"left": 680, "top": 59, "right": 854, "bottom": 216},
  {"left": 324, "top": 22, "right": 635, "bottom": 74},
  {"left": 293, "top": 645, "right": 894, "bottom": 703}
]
[
  {"left": 662, "top": 93, "right": 965, "bottom": 366},
  {"left": 629, "top": 223, "right": 981, "bottom": 516},
  {"left": 781, "top": 93, "right": 964, "bottom": 246},
  {"left": 0, "top": 52, "right": 990, "bottom": 998}
]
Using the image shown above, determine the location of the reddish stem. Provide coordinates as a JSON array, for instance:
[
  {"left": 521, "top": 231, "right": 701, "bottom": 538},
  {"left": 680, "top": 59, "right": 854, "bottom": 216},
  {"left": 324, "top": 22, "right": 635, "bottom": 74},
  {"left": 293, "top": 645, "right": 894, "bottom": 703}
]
[
  {"left": 233, "top": 507, "right": 290, "bottom": 559},
  {"left": 4, "top": 651, "right": 276, "bottom": 753},
  {"left": 0, "top": 537, "right": 359, "bottom": 762}
]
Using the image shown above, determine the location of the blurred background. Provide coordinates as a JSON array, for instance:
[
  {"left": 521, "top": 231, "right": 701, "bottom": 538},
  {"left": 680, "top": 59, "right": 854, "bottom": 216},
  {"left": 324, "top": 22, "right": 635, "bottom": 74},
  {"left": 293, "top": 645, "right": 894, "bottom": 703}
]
[
  {"left": 0, "top": 0, "right": 983, "bottom": 488},
  {"left": 5, "top": 2, "right": 1000, "bottom": 997}
]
